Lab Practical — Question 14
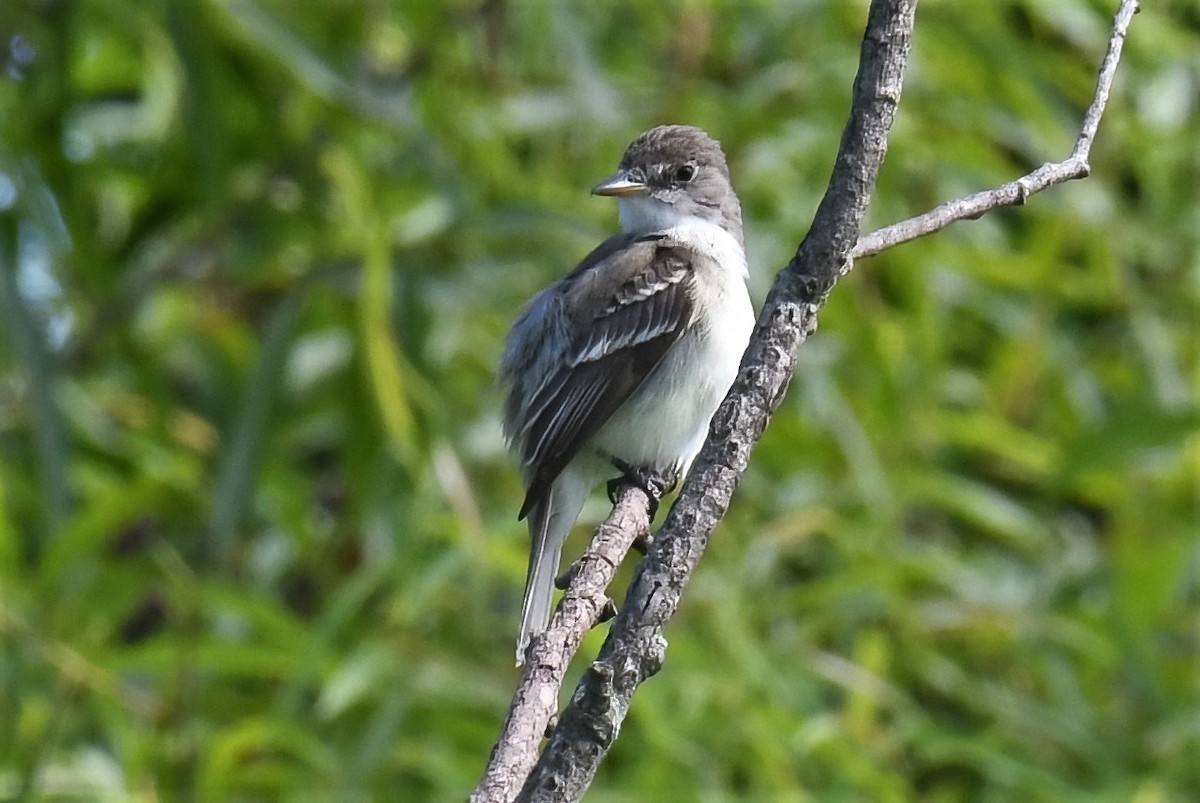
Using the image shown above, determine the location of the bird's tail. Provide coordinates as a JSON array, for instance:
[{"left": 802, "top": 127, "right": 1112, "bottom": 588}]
[{"left": 517, "top": 474, "right": 587, "bottom": 665}]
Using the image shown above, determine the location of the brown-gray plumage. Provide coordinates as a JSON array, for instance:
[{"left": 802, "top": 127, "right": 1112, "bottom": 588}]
[
  {"left": 500, "top": 126, "right": 754, "bottom": 664},
  {"left": 506, "top": 234, "right": 694, "bottom": 521}
]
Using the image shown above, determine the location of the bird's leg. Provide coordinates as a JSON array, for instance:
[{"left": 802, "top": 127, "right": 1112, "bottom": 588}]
[{"left": 605, "top": 457, "right": 678, "bottom": 531}]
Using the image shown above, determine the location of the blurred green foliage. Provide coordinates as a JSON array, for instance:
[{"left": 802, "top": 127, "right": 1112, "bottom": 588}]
[{"left": 0, "top": 0, "right": 1196, "bottom": 800}]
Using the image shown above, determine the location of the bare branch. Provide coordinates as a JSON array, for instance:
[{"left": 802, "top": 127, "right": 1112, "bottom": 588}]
[
  {"left": 852, "top": 0, "right": 1138, "bottom": 259},
  {"left": 474, "top": 1, "right": 1138, "bottom": 799},
  {"left": 470, "top": 485, "right": 652, "bottom": 803},
  {"left": 516, "top": 1, "right": 918, "bottom": 799},
  {"left": 1073, "top": 0, "right": 1139, "bottom": 162}
]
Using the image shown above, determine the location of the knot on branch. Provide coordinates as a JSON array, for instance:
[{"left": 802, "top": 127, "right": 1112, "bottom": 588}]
[
  {"left": 801, "top": 303, "right": 822, "bottom": 337},
  {"left": 638, "top": 633, "right": 667, "bottom": 680},
  {"left": 1015, "top": 178, "right": 1031, "bottom": 204},
  {"left": 574, "top": 661, "right": 621, "bottom": 747}
]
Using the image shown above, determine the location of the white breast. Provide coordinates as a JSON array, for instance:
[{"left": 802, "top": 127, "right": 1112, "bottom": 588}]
[{"left": 591, "top": 215, "right": 755, "bottom": 478}]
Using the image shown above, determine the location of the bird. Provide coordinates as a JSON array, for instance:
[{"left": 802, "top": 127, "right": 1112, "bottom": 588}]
[{"left": 499, "top": 125, "right": 755, "bottom": 665}]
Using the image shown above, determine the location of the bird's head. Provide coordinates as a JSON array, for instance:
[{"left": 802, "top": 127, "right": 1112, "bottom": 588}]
[{"left": 592, "top": 125, "right": 742, "bottom": 241}]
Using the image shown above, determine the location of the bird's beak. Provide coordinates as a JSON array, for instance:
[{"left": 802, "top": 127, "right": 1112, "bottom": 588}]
[{"left": 591, "top": 171, "right": 649, "bottom": 197}]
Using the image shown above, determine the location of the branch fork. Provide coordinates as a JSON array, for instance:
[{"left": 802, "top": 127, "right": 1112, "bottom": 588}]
[{"left": 474, "top": 1, "right": 1138, "bottom": 800}]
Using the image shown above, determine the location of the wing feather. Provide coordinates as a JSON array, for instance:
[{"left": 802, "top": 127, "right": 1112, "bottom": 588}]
[{"left": 503, "top": 235, "right": 695, "bottom": 520}]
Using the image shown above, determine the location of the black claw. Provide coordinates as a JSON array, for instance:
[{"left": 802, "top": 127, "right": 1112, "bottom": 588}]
[
  {"left": 606, "top": 458, "right": 679, "bottom": 521},
  {"left": 554, "top": 562, "right": 578, "bottom": 590},
  {"left": 606, "top": 476, "right": 622, "bottom": 506}
]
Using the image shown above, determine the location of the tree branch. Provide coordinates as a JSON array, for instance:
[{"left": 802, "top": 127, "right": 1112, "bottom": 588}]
[
  {"left": 472, "top": 1, "right": 1138, "bottom": 800},
  {"left": 516, "top": 1, "right": 917, "bottom": 799},
  {"left": 853, "top": 0, "right": 1138, "bottom": 258},
  {"left": 470, "top": 485, "right": 652, "bottom": 803}
]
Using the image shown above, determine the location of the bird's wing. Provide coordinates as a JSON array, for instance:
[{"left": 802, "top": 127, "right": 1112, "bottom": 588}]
[{"left": 508, "top": 233, "right": 696, "bottom": 520}]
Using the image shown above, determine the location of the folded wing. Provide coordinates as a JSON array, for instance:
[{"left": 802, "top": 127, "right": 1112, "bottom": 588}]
[{"left": 501, "top": 234, "right": 696, "bottom": 520}]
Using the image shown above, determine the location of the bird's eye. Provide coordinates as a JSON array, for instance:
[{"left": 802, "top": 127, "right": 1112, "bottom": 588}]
[{"left": 674, "top": 164, "right": 696, "bottom": 183}]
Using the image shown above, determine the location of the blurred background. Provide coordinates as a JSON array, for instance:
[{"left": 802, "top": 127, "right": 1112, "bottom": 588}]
[{"left": 1, "top": 0, "right": 1196, "bottom": 800}]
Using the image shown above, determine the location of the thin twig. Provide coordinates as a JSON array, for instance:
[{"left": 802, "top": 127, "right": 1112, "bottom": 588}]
[{"left": 853, "top": 0, "right": 1138, "bottom": 259}]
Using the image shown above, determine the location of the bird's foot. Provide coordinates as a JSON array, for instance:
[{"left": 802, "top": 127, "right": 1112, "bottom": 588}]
[
  {"left": 554, "top": 563, "right": 577, "bottom": 590},
  {"left": 605, "top": 458, "right": 678, "bottom": 521}
]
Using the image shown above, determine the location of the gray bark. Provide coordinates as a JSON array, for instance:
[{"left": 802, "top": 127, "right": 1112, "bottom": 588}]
[{"left": 471, "top": 0, "right": 1139, "bottom": 800}]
